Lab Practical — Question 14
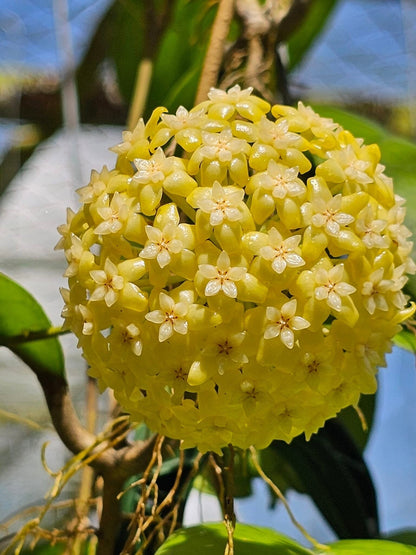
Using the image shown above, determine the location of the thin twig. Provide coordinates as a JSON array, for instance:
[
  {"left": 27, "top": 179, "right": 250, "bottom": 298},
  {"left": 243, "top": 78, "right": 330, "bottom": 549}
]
[
  {"left": 137, "top": 449, "right": 203, "bottom": 554},
  {"left": 195, "top": 0, "right": 235, "bottom": 104},
  {"left": 127, "top": 58, "right": 153, "bottom": 131},
  {"left": 249, "top": 446, "right": 328, "bottom": 551},
  {"left": 0, "top": 408, "right": 50, "bottom": 431},
  {"left": 210, "top": 454, "right": 226, "bottom": 516},
  {"left": 121, "top": 435, "right": 165, "bottom": 553},
  {"left": 69, "top": 377, "right": 98, "bottom": 555},
  {"left": 353, "top": 404, "right": 368, "bottom": 432}
]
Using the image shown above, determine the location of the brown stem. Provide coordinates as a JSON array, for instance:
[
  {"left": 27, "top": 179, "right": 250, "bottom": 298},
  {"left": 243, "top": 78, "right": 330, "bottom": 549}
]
[
  {"left": 36, "top": 372, "right": 159, "bottom": 475},
  {"left": 35, "top": 370, "right": 164, "bottom": 554},
  {"left": 222, "top": 445, "right": 235, "bottom": 555},
  {"left": 36, "top": 373, "right": 103, "bottom": 462},
  {"left": 211, "top": 449, "right": 236, "bottom": 555},
  {"left": 96, "top": 473, "right": 125, "bottom": 555},
  {"left": 195, "top": 0, "right": 235, "bottom": 104}
]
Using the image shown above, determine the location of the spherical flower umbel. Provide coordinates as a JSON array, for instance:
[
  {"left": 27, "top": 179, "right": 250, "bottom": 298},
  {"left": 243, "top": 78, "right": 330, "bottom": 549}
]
[{"left": 58, "top": 85, "right": 415, "bottom": 453}]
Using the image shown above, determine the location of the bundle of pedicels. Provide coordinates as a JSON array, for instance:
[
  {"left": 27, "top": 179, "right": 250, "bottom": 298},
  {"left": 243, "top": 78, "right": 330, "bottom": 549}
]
[{"left": 57, "top": 86, "right": 415, "bottom": 453}]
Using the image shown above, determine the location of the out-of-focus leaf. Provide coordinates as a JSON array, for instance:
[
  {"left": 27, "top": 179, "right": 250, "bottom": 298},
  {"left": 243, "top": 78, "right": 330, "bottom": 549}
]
[
  {"left": 337, "top": 393, "right": 376, "bottom": 452},
  {"left": 321, "top": 539, "right": 416, "bottom": 554},
  {"left": 287, "top": 0, "right": 339, "bottom": 70},
  {"left": 110, "top": 0, "right": 145, "bottom": 102},
  {"left": 259, "top": 443, "right": 305, "bottom": 502},
  {"left": 312, "top": 106, "right": 386, "bottom": 143},
  {"left": 147, "top": 0, "right": 215, "bottom": 112},
  {"left": 394, "top": 329, "right": 416, "bottom": 353},
  {"left": 385, "top": 530, "right": 416, "bottom": 547},
  {"left": 21, "top": 544, "right": 65, "bottom": 554},
  {"left": 0, "top": 274, "right": 66, "bottom": 380},
  {"left": 311, "top": 105, "right": 416, "bottom": 302},
  {"left": 21, "top": 541, "right": 95, "bottom": 554},
  {"left": 133, "top": 421, "right": 153, "bottom": 441},
  {"left": 155, "top": 523, "right": 313, "bottom": 554},
  {"left": 267, "top": 419, "right": 379, "bottom": 539},
  {"left": 78, "top": 0, "right": 215, "bottom": 115},
  {"left": 311, "top": 105, "right": 416, "bottom": 221}
]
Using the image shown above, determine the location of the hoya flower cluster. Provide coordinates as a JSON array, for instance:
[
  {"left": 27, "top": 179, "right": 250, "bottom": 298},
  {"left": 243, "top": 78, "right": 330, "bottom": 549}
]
[{"left": 58, "top": 86, "right": 415, "bottom": 453}]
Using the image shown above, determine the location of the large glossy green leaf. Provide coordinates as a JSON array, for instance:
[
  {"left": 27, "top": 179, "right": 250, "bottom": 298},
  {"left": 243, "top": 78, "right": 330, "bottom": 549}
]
[
  {"left": 287, "top": 0, "right": 339, "bottom": 70},
  {"left": 155, "top": 523, "right": 312, "bottom": 555},
  {"left": 267, "top": 419, "right": 379, "bottom": 539},
  {"left": 0, "top": 273, "right": 66, "bottom": 379},
  {"left": 311, "top": 105, "right": 416, "bottom": 302},
  {"left": 320, "top": 539, "right": 416, "bottom": 554}
]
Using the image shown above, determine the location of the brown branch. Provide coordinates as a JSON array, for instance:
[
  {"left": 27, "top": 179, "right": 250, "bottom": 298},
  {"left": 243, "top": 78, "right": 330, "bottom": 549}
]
[
  {"left": 36, "top": 373, "right": 102, "bottom": 462},
  {"left": 34, "top": 371, "right": 166, "bottom": 554},
  {"left": 36, "top": 372, "right": 159, "bottom": 475},
  {"left": 195, "top": 0, "right": 235, "bottom": 104},
  {"left": 96, "top": 473, "right": 125, "bottom": 555}
]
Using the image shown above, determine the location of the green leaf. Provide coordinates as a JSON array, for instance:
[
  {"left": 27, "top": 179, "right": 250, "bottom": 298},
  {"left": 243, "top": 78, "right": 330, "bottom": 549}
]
[
  {"left": 21, "top": 540, "right": 94, "bottom": 554},
  {"left": 147, "top": 0, "right": 215, "bottom": 112},
  {"left": 310, "top": 106, "right": 416, "bottom": 225},
  {"left": 81, "top": 0, "right": 214, "bottom": 113},
  {"left": 110, "top": 0, "right": 145, "bottom": 102},
  {"left": 21, "top": 544, "right": 65, "bottom": 554},
  {"left": 337, "top": 393, "right": 376, "bottom": 452},
  {"left": 0, "top": 273, "right": 66, "bottom": 380},
  {"left": 320, "top": 539, "right": 416, "bottom": 554},
  {"left": 393, "top": 329, "right": 416, "bottom": 353},
  {"left": 267, "top": 419, "right": 379, "bottom": 539},
  {"left": 287, "top": 0, "right": 340, "bottom": 70},
  {"left": 385, "top": 530, "right": 416, "bottom": 547},
  {"left": 311, "top": 106, "right": 386, "bottom": 144},
  {"left": 155, "top": 523, "right": 313, "bottom": 554},
  {"left": 311, "top": 105, "right": 416, "bottom": 302}
]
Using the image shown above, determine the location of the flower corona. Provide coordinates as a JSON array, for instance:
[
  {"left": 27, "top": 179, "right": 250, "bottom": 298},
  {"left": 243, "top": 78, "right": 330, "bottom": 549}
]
[{"left": 57, "top": 86, "right": 415, "bottom": 453}]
